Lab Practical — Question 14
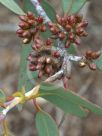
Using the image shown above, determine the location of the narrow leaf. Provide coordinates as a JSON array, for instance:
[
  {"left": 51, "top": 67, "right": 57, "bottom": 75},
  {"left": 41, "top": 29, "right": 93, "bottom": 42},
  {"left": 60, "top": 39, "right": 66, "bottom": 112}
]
[
  {"left": 35, "top": 111, "right": 59, "bottom": 136},
  {"left": 0, "top": 89, "right": 6, "bottom": 102},
  {"left": 23, "top": 0, "right": 38, "bottom": 15},
  {"left": 40, "top": 0, "right": 56, "bottom": 22},
  {"left": 39, "top": 83, "right": 102, "bottom": 116},
  {"left": 0, "top": 0, "right": 25, "bottom": 15},
  {"left": 62, "top": 0, "right": 87, "bottom": 14},
  {"left": 18, "top": 45, "right": 37, "bottom": 92}
]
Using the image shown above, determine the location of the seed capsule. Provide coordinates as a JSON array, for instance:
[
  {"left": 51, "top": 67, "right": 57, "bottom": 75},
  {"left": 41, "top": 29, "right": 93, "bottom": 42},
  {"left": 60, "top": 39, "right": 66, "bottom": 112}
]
[
  {"left": 37, "top": 16, "right": 43, "bottom": 23},
  {"left": 58, "top": 32, "right": 65, "bottom": 40},
  {"left": 53, "top": 51, "right": 60, "bottom": 58},
  {"left": 65, "top": 42, "right": 70, "bottom": 48},
  {"left": 46, "top": 38, "right": 52, "bottom": 46},
  {"left": 22, "top": 30, "right": 31, "bottom": 38},
  {"left": 19, "top": 21, "right": 30, "bottom": 29},
  {"left": 38, "top": 70, "right": 44, "bottom": 78},
  {"left": 89, "top": 63, "right": 96, "bottom": 70},
  {"left": 65, "top": 24, "right": 71, "bottom": 32},
  {"left": 29, "top": 64, "right": 36, "bottom": 71},
  {"left": 27, "top": 11, "right": 35, "bottom": 19},
  {"left": 39, "top": 25, "right": 46, "bottom": 32},
  {"left": 19, "top": 15, "right": 28, "bottom": 22}
]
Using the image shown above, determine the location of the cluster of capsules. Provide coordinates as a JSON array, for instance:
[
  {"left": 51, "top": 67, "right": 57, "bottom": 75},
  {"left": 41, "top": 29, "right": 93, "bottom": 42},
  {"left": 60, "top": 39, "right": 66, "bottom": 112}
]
[
  {"left": 17, "top": 11, "right": 100, "bottom": 78},
  {"left": 16, "top": 11, "right": 46, "bottom": 44},
  {"left": 79, "top": 50, "right": 100, "bottom": 70},
  {"left": 27, "top": 36, "right": 62, "bottom": 78},
  {"left": 48, "top": 14, "right": 88, "bottom": 48}
]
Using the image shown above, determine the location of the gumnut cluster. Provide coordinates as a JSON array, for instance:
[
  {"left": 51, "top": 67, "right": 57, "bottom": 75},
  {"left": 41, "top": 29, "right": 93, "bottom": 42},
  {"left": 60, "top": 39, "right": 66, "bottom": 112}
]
[
  {"left": 28, "top": 35, "right": 62, "bottom": 78},
  {"left": 48, "top": 14, "right": 88, "bottom": 48},
  {"left": 16, "top": 12, "right": 46, "bottom": 44},
  {"left": 79, "top": 50, "right": 100, "bottom": 70}
]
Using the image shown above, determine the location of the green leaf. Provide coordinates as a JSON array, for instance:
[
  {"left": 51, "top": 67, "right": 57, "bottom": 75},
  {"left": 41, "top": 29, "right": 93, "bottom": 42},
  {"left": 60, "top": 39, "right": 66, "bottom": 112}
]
[
  {"left": 39, "top": 83, "right": 102, "bottom": 117},
  {"left": 62, "top": 0, "right": 86, "bottom": 14},
  {"left": 40, "top": 0, "right": 56, "bottom": 22},
  {"left": 0, "top": 0, "right": 25, "bottom": 15},
  {"left": 23, "top": 0, "right": 38, "bottom": 15},
  {"left": 94, "top": 51, "right": 102, "bottom": 70},
  {"left": 18, "top": 44, "right": 37, "bottom": 92},
  {"left": 35, "top": 111, "right": 59, "bottom": 136},
  {"left": 0, "top": 89, "right": 6, "bottom": 102}
]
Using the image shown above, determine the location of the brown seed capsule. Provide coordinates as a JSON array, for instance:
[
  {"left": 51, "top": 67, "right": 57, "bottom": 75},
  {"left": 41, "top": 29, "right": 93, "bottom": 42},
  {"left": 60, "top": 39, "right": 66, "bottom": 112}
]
[
  {"left": 77, "top": 20, "right": 88, "bottom": 28},
  {"left": 58, "top": 32, "right": 65, "bottom": 40},
  {"left": 75, "top": 15, "right": 83, "bottom": 23},
  {"left": 74, "top": 37, "right": 81, "bottom": 45},
  {"left": 19, "top": 21, "right": 30, "bottom": 29},
  {"left": 22, "top": 30, "right": 31, "bottom": 38},
  {"left": 36, "top": 63, "right": 43, "bottom": 70},
  {"left": 37, "top": 16, "right": 43, "bottom": 23},
  {"left": 38, "top": 70, "right": 44, "bottom": 78},
  {"left": 76, "top": 27, "right": 84, "bottom": 35},
  {"left": 28, "top": 20, "right": 35, "bottom": 26},
  {"left": 16, "top": 29, "right": 24, "bottom": 35},
  {"left": 85, "top": 50, "right": 92, "bottom": 60},
  {"left": 27, "top": 11, "right": 35, "bottom": 19},
  {"left": 29, "top": 64, "right": 36, "bottom": 71},
  {"left": 69, "top": 32, "right": 75, "bottom": 42},
  {"left": 39, "top": 25, "right": 46, "bottom": 32},
  {"left": 19, "top": 15, "right": 28, "bottom": 22},
  {"left": 80, "top": 31, "right": 88, "bottom": 37},
  {"left": 48, "top": 22, "right": 53, "bottom": 28},
  {"left": 69, "top": 15, "right": 76, "bottom": 26},
  {"left": 53, "top": 51, "right": 60, "bottom": 58},
  {"left": 46, "top": 38, "right": 52, "bottom": 46},
  {"left": 45, "top": 65, "right": 52, "bottom": 74},
  {"left": 89, "top": 63, "right": 96, "bottom": 70},
  {"left": 91, "top": 51, "right": 100, "bottom": 59},
  {"left": 65, "top": 42, "right": 70, "bottom": 48},
  {"left": 51, "top": 27, "right": 58, "bottom": 34},
  {"left": 65, "top": 24, "right": 71, "bottom": 32},
  {"left": 38, "top": 57, "right": 45, "bottom": 63}
]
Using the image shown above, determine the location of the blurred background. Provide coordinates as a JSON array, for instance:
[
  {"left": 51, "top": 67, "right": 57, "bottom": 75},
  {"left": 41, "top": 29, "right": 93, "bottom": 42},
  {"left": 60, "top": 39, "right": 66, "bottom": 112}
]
[{"left": 0, "top": 0, "right": 102, "bottom": 135}]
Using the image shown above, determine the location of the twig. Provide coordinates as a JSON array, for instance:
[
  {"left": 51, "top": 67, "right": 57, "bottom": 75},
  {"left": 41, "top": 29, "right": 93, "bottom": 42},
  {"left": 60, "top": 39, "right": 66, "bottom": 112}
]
[{"left": 30, "top": 0, "right": 50, "bottom": 23}]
